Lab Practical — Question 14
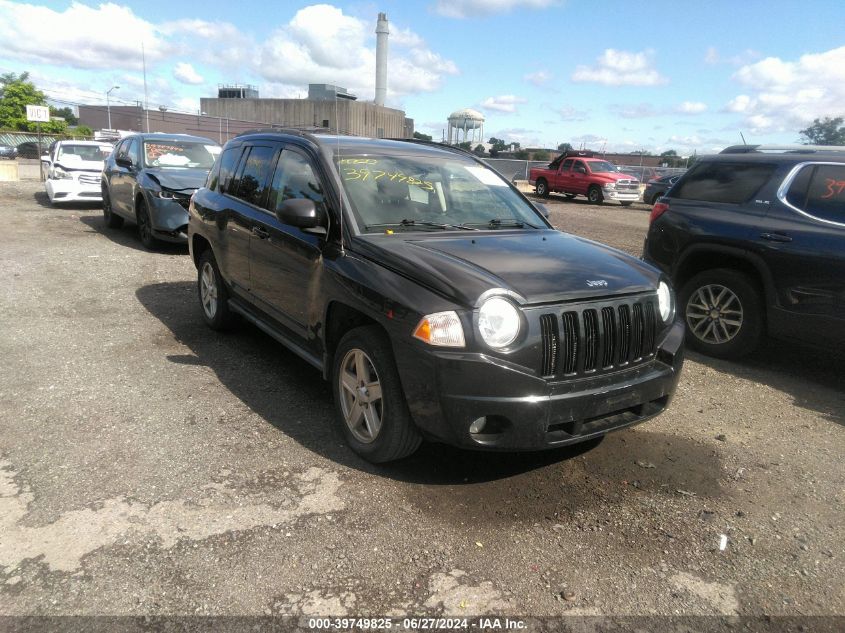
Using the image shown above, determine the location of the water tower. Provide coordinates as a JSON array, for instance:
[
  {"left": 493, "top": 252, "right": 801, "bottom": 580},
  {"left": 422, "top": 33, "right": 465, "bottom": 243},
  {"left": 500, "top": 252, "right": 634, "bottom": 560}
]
[{"left": 447, "top": 108, "right": 484, "bottom": 145}]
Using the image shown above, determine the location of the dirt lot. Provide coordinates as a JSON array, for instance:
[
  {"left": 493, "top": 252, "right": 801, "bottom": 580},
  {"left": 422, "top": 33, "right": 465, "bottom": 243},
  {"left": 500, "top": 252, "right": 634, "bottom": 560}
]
[{"left": 0, "top": 181, "right": 842, "bottom": 625}]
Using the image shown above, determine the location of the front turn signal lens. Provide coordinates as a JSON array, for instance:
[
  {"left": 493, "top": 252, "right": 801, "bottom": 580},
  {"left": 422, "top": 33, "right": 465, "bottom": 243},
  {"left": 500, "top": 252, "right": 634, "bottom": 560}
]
[{"left": 413, "top": 311, "right": 465, "bottom": 348}]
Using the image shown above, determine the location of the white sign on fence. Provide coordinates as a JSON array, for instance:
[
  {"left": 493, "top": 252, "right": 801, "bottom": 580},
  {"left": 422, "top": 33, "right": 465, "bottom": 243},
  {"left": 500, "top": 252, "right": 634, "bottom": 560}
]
[{"left": 26, "top": 105, "right": 50, "bottom": 123}]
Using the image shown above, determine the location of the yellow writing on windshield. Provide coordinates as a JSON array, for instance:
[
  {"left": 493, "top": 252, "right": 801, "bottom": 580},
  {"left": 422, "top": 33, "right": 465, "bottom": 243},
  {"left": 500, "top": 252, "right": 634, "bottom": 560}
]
[
  {"left": 343, "top": 168, "right": 434, "bottom": 192},
  {"left": 338, "top": 158, "right": 378, "bottom": 165}
]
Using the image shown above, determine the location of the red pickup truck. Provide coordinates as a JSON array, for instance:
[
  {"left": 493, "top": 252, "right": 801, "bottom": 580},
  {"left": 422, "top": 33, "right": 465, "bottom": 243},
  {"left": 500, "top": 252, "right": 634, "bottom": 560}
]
[{"left": 529, "top": 151, "right": 640, "bottom": 205}]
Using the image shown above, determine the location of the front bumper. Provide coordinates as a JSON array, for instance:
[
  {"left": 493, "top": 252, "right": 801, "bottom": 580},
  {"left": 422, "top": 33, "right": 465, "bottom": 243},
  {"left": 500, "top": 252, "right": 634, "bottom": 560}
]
[
  {"left": 604, "top": 189, "right": 640, "bottom": 202},
  {"left": 395, "top": 319, "right": 684, "bottom": 451},
  {"left": 148, "top": 195, "right": 190, "bottom": 243},
  {"left": 46, "top": 178, "right": 102, "bottom": 203}
]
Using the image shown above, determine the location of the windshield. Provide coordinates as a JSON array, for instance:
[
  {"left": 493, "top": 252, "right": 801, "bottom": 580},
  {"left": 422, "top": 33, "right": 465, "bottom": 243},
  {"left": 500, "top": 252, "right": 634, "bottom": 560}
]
[
  {"left": 143, "top": 141, "right": 220, "bottom": 169},
  {"left": 57, "top": 144, "right": 109, "bottom": 162},
  {"left": 588, "top": 161, "right": 618, "bottom": 173},
  {"left": 335, "top": 153, "right": 543, "bottom": 232}
]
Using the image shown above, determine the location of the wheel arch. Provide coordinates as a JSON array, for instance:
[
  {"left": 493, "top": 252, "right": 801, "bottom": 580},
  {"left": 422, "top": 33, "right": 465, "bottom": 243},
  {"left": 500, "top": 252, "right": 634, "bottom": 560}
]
[
  {"left": 673, "top": 245, "right": 776, "bottom": 313},
  {"left": 323, "top": 301, "right": 386, "bottom": 379},
  {"left": 191, "top": 233, "right": 212, "bottom": 269}
]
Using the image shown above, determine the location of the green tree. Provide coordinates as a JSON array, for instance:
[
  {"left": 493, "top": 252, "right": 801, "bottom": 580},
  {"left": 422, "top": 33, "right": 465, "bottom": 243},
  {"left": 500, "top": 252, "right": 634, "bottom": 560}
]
[
  {"left": 0, "top": 75, "right": 67, "bottom": 133},
  {"left": 456, "top": 141, "right": 472, "bottom": 151},
  {"left": 73, "top": 125, "right": 94, "bottom": 138},
  {"left": 660, "top": 149, "right": 678, "bottom": 157},
  {"left": 799, "top": 116, "right": 845, "bottom": 145},
  {"left": 473, "top": 144, "right": 486, "bottom": 156},
  {"left": 557, "top": 142, "right": 573, "bottom": 152},
  {"left": 514, "top": 149, "right": 529, "bottom": 159},
  {"left": 532, "top": 149, "right": 550, "bottom": 161},
  {"left": 488, "top": 137, "right": 507, "bottom": 152},
  {"left": 412, "top": 130, "right": 432, "bottom": 141},
  {"left": 51, "top": 106, "right": 78, "bottom": 126}
]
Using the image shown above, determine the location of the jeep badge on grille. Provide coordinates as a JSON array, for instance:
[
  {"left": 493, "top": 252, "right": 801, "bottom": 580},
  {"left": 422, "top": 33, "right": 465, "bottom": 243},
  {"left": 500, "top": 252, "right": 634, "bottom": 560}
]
[{"left": 586, "top": 280, "right": 608, "bottom": 287}]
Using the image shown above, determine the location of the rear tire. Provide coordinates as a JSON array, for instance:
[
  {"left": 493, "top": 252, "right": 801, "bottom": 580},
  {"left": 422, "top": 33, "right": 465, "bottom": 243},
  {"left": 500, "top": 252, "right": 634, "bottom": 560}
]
[
  {"left": 332, "top": 326, "right": 422, "bottom": 463},
  {"left": 197, "top": 249, "right": 234, "bottom": 330},
  {"left": 535, "top": 179, "right": 549, "bottom": 198},
  {"left": 680, "top": 268, "right": 764, "bottom": 359},
  {"left": 102, "top": 185, "right": 123, "bottom": 228},
  {"left": 587, "top": 186, "right": 603, "bottom": 204}
]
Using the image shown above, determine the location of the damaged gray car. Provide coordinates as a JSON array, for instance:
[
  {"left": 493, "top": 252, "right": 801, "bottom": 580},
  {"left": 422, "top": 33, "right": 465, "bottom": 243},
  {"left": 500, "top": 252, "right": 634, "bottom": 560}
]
[{"left": 101, "top": 133, "right": 221, "bottom": 249}]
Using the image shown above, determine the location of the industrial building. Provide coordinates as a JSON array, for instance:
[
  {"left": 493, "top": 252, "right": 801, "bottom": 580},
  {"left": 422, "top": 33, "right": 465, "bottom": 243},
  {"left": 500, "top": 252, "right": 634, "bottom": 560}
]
[{"left": 79, "top": 12, "right": 412, "bottom": 142}]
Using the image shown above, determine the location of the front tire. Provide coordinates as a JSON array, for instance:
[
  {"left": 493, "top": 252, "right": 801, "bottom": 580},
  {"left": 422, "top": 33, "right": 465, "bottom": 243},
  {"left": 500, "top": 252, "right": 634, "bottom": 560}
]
[
  {"left": 136, "top": 198, "right": 161, "bottom": 250},
  {"left": 332, "top": 326, "right": 422, "bottom": 463},
  {"left": 197, "top": 250, "right": 234, "bottom": 330},
  {"left": 587, "top": 186, "right": 603, "bottom": 204},
  {"left": 680, "top": 268, "right": 764, "bottom": 359},
  {"left": 535, "top": 179, "right": 549, "bottom": 198},
  {"left": 102, "top": 185, "right": 123, "bottom": 228}
]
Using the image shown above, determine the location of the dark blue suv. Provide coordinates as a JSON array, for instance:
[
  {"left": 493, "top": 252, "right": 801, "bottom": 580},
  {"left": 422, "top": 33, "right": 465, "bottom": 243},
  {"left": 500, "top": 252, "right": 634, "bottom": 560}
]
[
  {"left": 644, "top": 144, "right": 845, "bottom": 358},
  {"left": 101, "top": 133, "right": 220, "bottom": 249}
]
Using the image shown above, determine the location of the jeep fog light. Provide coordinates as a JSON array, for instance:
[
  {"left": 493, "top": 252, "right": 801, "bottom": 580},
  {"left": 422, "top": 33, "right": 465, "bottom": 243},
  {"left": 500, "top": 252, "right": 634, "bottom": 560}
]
[
  {"left": 658, "top": 281, "right": 673, "bottom": 322},
  {"left": 413, "top": 311, "right": 465, "bottom": 347},
  {"left": 478, "top": 296, "right": 520, "bottom": 348},
  {"left": 469, "top": 417, "right": 487, "bottom": 434}
]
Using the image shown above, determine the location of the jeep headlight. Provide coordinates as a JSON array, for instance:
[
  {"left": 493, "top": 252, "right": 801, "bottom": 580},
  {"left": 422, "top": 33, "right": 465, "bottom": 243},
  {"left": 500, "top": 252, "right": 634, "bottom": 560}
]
[
  {"left": 657, "top": 281, "right": 674, "bottom": 322},
  {"left": 157, "top": 190, "right": 175, "bottom": 199},
  {"left": 52, "top": 167, "right": 72, "bottom": 180},
  {"left": 478, "top": 296, "right": 520, "bottom": 348}
]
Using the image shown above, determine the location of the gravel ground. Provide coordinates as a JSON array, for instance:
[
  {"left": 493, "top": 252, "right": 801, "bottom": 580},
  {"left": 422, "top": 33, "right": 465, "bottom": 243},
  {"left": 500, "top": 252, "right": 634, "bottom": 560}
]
[{"left": 0, "top": 181, "right": 842, "bottom": 623}]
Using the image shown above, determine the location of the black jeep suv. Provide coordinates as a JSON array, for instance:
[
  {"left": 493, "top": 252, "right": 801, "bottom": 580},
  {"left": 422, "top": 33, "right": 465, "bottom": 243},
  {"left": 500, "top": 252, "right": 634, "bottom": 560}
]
[
  {"left": 644, "top": 144, "right": 845, "bottom": 359},
  {"left": 189, "top": 131, "right": 684, "bottom": 462}
]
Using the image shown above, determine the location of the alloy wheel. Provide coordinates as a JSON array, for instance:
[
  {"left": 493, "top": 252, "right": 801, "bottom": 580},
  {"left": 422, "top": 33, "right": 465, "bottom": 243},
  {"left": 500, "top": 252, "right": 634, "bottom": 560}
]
[
  {"left": 200, "top": 261, "right": 218, "bottom": 320},
  {"left": 685, "top": 283, "right": 744, "bottom": 345},
  {"left": 338, "top": 348, "right": 384, "bottom": 444}
]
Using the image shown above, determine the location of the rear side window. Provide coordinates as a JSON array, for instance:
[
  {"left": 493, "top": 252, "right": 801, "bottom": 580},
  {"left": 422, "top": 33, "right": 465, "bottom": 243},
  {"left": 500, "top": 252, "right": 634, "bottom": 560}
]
[
  {"left": 234, "top": 145, "right": 276, "bottom": 206},
  {"left": 213, "top": 147, "right": 243, "bottom": 194},
  {"left": 672, "top": 162, "right": 776, "bottom": 204},
  {"left": 785, "top": 164, "right": 845, "bottom": 224}
]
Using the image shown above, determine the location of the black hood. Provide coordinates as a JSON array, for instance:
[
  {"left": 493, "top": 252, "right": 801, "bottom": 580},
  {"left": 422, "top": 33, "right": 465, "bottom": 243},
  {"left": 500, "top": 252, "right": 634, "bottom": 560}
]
[
  {"left": 353, "top": 230, "right": 661, "bottom": 307},
  {"left": 145, "top": 168, "right": 208, "bottom": 191}
]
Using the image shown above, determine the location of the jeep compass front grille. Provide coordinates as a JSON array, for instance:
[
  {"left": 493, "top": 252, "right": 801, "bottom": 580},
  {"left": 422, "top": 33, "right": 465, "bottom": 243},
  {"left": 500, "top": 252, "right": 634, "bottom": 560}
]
[{"left": 539, "top": 297, "right": 658, "bottom": 378}]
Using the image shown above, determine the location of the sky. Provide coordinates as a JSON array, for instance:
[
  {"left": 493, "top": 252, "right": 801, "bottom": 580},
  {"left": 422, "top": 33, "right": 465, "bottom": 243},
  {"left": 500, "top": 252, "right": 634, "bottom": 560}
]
[{"left": 1, "top": 0, "right": 844, "bottom": 155}]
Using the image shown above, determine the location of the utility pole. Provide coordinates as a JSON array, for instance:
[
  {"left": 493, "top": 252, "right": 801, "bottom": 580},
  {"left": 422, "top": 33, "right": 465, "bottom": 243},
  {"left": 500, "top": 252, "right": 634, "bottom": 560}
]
[{"left": 106, "top": 85, "right": 120, "bottom": 130}]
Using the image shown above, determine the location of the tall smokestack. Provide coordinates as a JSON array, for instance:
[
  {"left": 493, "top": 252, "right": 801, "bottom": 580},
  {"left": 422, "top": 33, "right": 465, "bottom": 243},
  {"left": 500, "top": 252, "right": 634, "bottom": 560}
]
[{"left": 375, "top": 12, "right": 389, "bottom": 106}]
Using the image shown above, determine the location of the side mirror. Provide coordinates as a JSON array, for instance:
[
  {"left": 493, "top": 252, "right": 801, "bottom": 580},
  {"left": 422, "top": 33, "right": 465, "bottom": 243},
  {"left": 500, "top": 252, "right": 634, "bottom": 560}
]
[
  {"left": 276, "top": 198, "right": 322, "bottom": 229},
  {"left": 116, "top": 155, "right": 133, "bottom": 168},
  {"left": 41, "top": 154, "right": 50, "bottom": 163},
  {"left": 534, "top": 202, "right": 550, "bottom": 219}
]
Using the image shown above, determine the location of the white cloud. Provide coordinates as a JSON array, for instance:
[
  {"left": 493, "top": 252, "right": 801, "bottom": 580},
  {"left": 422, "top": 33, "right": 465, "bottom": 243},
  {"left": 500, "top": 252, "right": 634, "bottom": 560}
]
[
  {"left": 609, "top": 103, "right": 659, "bottom": 119},
  {"left": 524, "top": 70, "right": 552, "bottom": 86},
  {"left": 480, "top": 95, "right": 527, "bottom": 113},
  {"left": 433, "top": 0, "right": 559, "bottom": 19},
  {"left": 259, "top": 5, "right": 458, "bottom": 101},
  {"left": 0, "top": 1, "right": 168, "bottom": 70},
  {"left": 704, "top": 46, "right": 762, "bottom": 66},
  {"left": 558, "top": 105, "right": 588, "bottom": 121},
  {"left": 571, "top": 49, "right": 668, "bottom": 86},
  {"left": 726, "top": 46, "right": 845, "bottom": 134},
  {"left": 173, "top": 63, "right": 204, "bottom": 85},
  {"left": 676, "top": 101, "right": 707, "bottom": 114}
]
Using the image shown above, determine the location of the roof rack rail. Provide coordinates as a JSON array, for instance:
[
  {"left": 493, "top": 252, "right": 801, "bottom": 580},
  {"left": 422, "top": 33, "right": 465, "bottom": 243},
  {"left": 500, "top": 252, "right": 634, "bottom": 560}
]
[
  {"left": 388, "top": 137, "right": 477, "bottom": 157},
  {"left": 235, "top": 126, "right": 332, "bottom": 142},
  {"left": 720, "top": 144, "right": 845, "bottom": 154}
]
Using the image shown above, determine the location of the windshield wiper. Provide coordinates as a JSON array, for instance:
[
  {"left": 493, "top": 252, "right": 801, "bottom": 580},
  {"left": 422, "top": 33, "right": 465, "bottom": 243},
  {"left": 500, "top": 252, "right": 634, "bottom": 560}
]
[
  {"left": 459, "top": 218, "right": 536, "bottom": 229},
  {"left": 364, "top": 219, "right": 478, "bottom": 231}
]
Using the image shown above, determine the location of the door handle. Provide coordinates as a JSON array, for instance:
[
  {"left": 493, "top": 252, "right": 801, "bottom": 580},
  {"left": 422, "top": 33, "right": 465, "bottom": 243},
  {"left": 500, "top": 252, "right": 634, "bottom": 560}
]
[
  {"left": 760, "top": 232, "right": 792, "bottom": 243},
  {"left": 252, "top": 226, "right": 270, "bottom": 239}
]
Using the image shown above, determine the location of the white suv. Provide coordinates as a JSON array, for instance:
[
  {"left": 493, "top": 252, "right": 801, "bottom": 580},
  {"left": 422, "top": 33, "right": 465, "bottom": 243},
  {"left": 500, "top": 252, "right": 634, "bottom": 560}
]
[{"left": 42, "top": 141, "right": 113, "bottom": 204}]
